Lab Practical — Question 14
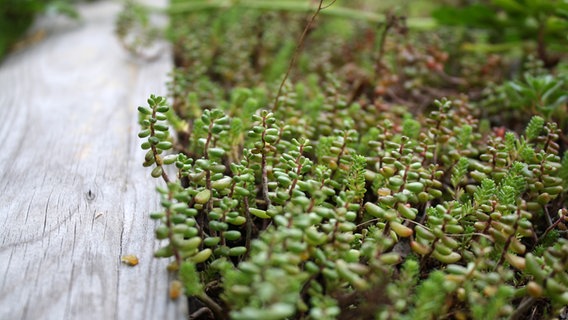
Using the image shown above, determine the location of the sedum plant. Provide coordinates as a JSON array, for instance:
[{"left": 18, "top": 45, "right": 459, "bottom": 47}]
[
  {"left": 138, "top": 94, "right": 568, "bottom": 319},
  {"left": 132, "top": 1, "right": 568, "bottom": 319}
]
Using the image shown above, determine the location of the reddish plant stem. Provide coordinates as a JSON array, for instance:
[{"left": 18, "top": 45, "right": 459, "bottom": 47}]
[
  {"left": 260, "top": 115, "right": 271, "bottom": 209},
  {"left": 272, "top": 0, "right": 334, "bottom": 111},
  {"left": 151, "top": 106, "right": 171, "bottom": 183},
  {"left": 288, "top": 143, "right": 306, "bottom": 198},
  {"left": 373, "top": 12, "right": 397, "bottom": 82}
]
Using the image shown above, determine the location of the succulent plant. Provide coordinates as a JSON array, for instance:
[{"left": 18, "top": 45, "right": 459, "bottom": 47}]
[{"left": 128, "top": 1, "right": 568, "bottom": 319}]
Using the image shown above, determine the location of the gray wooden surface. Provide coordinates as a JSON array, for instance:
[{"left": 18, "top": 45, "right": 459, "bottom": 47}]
[{"left": 0, "top": 1, "right": 187, "bottom": 319}]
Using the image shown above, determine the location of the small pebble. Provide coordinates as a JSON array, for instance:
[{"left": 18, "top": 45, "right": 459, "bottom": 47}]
[{"left": 121, "top": 255, "right": 139, "bottom": 266}]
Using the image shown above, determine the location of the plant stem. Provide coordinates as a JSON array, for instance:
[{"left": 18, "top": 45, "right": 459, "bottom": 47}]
[
  {"left": 204, "top": 123, "right": 214, "bottom": 212},
  {"left": 374, "top": 12, "right": 397, "bottom": 82},
  {"left": 536, "top": 18, "right": 550, "bottom": 67},
  {"left": 273, "top": 0, "right": 328, "bottom": 112},
  {"left": 538, "top": 208, "right": 567, "bottom": 243},
  {"left": 243, "top": 192, "right": 252, "bottom": 257},
  {"left": 198, "top": 292, "right": 226, "bottom": 320},
  {"left": 331, "top": 130, "right": 348, "bottom": 179},
  {"left": 188, "top": 307, "right": 213, "bottom": 320},
  {"left": 151, "top": 107, "right": 171, "bottom": 184},
  {"left": 260, "top": 115, "right": 271, "bottom": 208},
  {"left": 510, "top": 297, "right": 536, "bottom": 320},
  {"left": 287, "top": 143, "right": 305, "bottom": 198}
]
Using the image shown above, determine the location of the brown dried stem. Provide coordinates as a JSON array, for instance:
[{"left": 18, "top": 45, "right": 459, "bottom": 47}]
[{"left": 272, "top": 0, "right": 335, "bottom": 111}]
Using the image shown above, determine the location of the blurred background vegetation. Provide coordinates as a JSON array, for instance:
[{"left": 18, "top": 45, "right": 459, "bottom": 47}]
[{"left": 0, "top": 0, "right": 84, "bottom": 60}]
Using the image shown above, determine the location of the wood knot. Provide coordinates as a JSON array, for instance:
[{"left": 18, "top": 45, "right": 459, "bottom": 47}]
[{"left": 85, "top": 189, "right": 96, "bottom": 201}]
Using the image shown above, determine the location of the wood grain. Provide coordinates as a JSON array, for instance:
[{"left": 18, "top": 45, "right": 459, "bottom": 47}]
[{"left": 0, "top": 2, "right": 186, "bottom": 319}]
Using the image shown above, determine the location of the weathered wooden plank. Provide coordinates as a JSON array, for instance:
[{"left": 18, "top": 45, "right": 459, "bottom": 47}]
[{"left": 0, "top": 2, "right": 186, "bottom": 319}]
